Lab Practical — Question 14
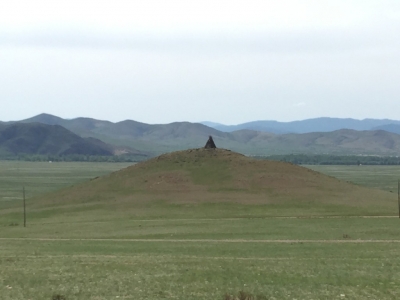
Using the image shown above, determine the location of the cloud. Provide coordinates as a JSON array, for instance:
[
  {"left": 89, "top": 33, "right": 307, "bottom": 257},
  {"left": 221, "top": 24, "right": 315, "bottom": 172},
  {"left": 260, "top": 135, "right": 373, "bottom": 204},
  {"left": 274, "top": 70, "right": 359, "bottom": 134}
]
[
  {"left": 293, "top": 102, "right": 306, "bottom": 107},
  {"left": 1, "top": 24, "right": 398, "bottom": 57}
]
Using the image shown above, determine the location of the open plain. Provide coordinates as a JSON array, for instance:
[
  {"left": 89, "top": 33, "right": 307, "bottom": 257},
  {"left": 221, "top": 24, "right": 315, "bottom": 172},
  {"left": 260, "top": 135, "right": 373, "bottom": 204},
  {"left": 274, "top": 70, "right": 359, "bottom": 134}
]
[{"left": 1, "top": 150, "right": 400, "bottom": 299}]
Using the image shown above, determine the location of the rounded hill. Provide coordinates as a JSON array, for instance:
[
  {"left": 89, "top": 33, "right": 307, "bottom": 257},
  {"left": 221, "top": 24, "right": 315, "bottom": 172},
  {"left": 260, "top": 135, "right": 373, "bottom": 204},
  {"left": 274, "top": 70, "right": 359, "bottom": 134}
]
[{"left": 34, "top": 148, "right": 396, "bottom": 216}]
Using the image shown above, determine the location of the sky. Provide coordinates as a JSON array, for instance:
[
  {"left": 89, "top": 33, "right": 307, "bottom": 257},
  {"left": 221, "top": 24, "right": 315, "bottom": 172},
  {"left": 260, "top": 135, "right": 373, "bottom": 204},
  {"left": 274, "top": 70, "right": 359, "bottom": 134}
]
[{"left": 0, "top": 0, "right": 399, "bottom": 125}]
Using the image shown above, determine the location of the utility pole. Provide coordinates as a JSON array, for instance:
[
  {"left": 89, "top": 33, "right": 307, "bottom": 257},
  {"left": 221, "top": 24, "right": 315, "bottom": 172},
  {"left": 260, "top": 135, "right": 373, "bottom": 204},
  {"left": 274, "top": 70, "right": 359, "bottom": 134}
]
[
  {"left": 23, "top": 186, "right": 26, "bottom": 227},
  {"left": 398, "top": 179, "right": 400, "bottom": 219}
]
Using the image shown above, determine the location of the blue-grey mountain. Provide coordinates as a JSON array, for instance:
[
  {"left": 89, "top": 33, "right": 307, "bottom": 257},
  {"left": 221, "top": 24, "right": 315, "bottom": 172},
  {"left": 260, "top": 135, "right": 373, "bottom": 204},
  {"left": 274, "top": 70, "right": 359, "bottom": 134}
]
[
  {"left": 5, "top": 113, "right": 400, "bottom": 156},
  {"left": 203, "top": 118, "right": 400, "bottom": 134}
]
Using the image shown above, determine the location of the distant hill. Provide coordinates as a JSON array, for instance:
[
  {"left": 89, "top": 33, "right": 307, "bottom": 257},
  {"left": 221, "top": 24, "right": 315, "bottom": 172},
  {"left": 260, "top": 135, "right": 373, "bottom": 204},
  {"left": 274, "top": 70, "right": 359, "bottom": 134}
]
[
  {"left": 372, "top": 124, "right": 400, "bottom": 135},
  {"left": 8, "top": 113, "right": 400, "bottom": 156},
  {"left": 17, "top": 113, "right": 232, "bottom": 155},
  {"left": 268, "top": 129, "right": 400, "bottom": 155},
  {"left": 0, "top": 123, "right": 146, "bottom": 157},
  {"left": 203, "top": 117, "right": 400, "bottom": 134}
]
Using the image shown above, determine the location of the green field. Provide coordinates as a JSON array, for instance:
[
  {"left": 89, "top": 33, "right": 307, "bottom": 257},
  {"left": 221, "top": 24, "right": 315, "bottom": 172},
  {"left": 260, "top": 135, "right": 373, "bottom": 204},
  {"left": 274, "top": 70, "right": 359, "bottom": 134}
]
[
  {"left": 1, "top": 161, "right": 400, "bottom": 299},
  {"left": 307, "top": 165, "right": 400, "bottom": 193},
  {"left": 0, "top": 161, "right": 132, "bottom": 205}
]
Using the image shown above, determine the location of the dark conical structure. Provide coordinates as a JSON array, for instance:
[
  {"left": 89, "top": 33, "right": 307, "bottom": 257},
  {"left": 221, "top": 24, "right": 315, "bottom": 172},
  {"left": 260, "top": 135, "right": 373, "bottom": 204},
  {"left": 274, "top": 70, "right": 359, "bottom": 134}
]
[{"left": 204, "top": 136, "right": 216, "bottom": 149}]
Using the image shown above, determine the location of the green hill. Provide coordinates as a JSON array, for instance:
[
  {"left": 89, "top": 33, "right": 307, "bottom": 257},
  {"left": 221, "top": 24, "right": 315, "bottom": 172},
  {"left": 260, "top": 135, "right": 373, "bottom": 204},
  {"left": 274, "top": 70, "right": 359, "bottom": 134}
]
[
  {"left": 28, "top": 148, "right": 395, "bottom": 218},
  {"left": 0, "top": 123, "right": 143, "bottom": 157}
]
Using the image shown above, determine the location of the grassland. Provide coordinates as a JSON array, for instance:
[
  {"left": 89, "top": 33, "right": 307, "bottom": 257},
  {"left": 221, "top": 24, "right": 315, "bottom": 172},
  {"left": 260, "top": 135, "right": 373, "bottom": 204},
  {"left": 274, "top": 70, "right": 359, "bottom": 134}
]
[
  {"left": 1, "top": 154, "right": 400, "bottom": 299},
  {"left": 306, "top": 164, "right": 400, "bottom": 193},
  {"left": 0, "top": 161, "right": 132, "bottom": 205}
]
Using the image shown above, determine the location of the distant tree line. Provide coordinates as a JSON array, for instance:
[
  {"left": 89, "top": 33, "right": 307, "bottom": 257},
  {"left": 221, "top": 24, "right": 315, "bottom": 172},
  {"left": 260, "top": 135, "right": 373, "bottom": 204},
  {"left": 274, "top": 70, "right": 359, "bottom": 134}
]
[
  {"left": 257, "top": 154, "right": 400, "bottom": 165},
  {"left": 0, "top": 154, "right": 147, "bottom": 162}
]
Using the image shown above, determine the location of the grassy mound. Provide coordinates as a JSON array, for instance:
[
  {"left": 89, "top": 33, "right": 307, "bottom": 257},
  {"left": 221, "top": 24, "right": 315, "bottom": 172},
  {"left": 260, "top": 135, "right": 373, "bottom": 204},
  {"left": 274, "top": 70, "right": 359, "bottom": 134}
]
[{"left": 20, "top": 148, "right": 396, "bottom": 219}]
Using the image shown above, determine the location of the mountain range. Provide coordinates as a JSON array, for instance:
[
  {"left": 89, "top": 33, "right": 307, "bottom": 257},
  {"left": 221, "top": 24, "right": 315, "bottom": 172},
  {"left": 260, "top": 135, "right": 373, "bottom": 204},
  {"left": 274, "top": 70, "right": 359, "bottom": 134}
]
[
  {"left": 202, "top": 118, "right": 400, "bottom": 134},
  {"left": 2, "top": 113, "right": 400, "bottom": 157}
]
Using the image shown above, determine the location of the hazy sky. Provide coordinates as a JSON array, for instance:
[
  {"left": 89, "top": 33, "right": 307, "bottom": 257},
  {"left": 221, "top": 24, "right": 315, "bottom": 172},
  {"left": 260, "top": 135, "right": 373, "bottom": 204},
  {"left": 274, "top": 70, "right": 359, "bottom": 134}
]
[{"left": 1, "top": 1, "right": 399, "bottom": 124}]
